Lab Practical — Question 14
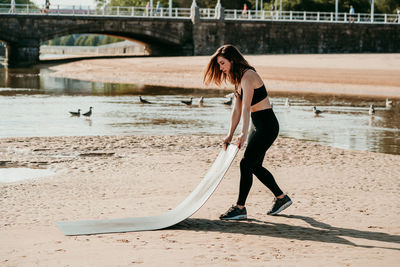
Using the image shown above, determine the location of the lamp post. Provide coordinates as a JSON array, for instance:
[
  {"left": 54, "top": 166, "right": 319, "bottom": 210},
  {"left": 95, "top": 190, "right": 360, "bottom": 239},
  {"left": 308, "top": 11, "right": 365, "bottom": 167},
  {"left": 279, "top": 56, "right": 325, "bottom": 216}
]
[
  {"left": 370, "top": 0, "right": 374, "bottom": 22},
  {"left": 335, "top": 0, "right": 338, "bottom": 21},
  {"left": 10, "top": 0, "right": 16, "bottom": 14}
]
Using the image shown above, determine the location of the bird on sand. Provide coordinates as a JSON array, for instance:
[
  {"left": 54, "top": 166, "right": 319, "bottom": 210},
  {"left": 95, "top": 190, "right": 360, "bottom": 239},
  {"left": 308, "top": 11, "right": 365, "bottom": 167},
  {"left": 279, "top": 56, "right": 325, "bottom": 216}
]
[
  {"left": 181, "top": 97, "right": 193, "bottom": 105},
  {"left": 313, "top": 106, "right": 322, "bottom": 115},
  {"left": 386, "top": 98, "right": 392, "bottom": 108},
  {"left": 369, "top": 104, "right": 375, "bottom": 115},
  {"left": 83, "top": 107, "right": 93, "bottom": 117},
  {"left": 199, "top": 96, "right": 204, "bottom": 106},
  {"left": 139, "top": 96, "right": 152, "bottom": 104},
  {"left": 223, "top": 96, "right": 233, "bottom": 105},
  {"left": 69, "top": 109, "right": 80, "bottom": 116},
  {"left": 285, "top": 98, "right": 290, "bottom": 107}
]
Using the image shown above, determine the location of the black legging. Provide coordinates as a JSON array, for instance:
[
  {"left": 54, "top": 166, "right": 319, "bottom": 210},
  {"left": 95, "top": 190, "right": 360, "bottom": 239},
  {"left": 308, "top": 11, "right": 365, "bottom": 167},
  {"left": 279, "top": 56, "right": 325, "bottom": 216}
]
[{"left": 237, "top": 108, "right": 283, "bottom": 206}]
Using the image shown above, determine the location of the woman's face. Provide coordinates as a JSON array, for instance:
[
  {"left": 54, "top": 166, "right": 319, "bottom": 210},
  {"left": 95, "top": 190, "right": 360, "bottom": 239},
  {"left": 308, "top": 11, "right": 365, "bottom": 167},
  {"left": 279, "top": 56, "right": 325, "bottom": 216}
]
[{"left": 217, "top": 56, "right": 232, "bottom": 75}]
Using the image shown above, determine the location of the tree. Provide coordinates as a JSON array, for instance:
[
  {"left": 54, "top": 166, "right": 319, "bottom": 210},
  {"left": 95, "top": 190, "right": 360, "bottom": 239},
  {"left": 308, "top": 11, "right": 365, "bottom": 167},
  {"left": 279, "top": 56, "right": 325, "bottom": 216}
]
[
  {"left": 375, "top": 0, "right": 398, "bottom": 13},
  {"left": 84, "top": 35, "right": 101, "bottom": 46},
  {"left": 60, "top": 35, "right": 75, "bottom": 46},
  {"left": 48, "top": 37, "right": 61, "bottom": 46},
  {"left": 102, "top": 35, "right": 124, "bottom": 45},
  {"left": 74, "top": 35, "right": 89, "bottom": 46}
]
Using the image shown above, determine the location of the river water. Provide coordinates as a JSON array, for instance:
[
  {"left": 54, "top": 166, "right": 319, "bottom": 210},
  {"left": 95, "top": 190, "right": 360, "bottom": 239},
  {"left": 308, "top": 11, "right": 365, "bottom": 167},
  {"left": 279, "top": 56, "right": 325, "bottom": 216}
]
[{"left": 0, "top": 65, "right": 399, "bottom": 155}]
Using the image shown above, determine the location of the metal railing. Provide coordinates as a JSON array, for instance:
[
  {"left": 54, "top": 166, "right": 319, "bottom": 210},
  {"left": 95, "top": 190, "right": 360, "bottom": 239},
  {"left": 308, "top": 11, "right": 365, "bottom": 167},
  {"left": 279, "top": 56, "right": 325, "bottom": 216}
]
[
  {"left": 0, "top": 4, "right": 191, "bottom": 18},
  {"left": 1, "top": 4, "right": 399, "bottom": 24},
  {"left": 224, "top": 9, "right": 399, "bottom": 24}
]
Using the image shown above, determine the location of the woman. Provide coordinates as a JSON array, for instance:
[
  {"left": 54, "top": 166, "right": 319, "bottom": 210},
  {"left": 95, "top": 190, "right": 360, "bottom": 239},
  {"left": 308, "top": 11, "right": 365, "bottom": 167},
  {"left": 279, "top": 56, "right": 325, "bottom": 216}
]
[{"left": 203, "top": 44, "right": 292, "bottom": 220}]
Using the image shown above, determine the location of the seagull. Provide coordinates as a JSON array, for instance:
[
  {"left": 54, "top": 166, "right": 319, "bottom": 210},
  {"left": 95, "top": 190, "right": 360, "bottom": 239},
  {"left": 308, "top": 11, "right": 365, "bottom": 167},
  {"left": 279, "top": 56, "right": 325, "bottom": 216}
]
[
  {"left": 386, "top": 98, "right": 392, "bottom": 108},
  {"left": 139, "top": 96, "right": 152, "bottom": 104},
  {"left": 225, "top": 92, "right": 234, "bottom": 98},
  {"left": 199, "top": 96, "right": 204, "bottom": 106},
  {"left": 83, "top": 107, "right": 93, "bottom": 117},
  {"left": 181, "top": 97, "right": 193, "bottom": 105},
  {"left": 69, "top": 109, "right": 80, "bottom": 116},
  {"left": 285, "top": 98, "right": 290, "bottom": 107},
  {"left": 369, "top": 104, "right": 375, "bottom": 115},
  {"left": 223, "top": 96, "right": 233, "bottom": 105},
  {"left": 313, "top": 106, "right": 322, "bottom": 115}
]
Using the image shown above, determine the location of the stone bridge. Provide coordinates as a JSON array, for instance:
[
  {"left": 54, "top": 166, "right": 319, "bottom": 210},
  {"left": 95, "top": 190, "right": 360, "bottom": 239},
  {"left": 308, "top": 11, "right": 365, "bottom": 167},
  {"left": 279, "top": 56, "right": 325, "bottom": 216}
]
[{"left": 0, "top": 11, "right": 399, "bottom": 67}]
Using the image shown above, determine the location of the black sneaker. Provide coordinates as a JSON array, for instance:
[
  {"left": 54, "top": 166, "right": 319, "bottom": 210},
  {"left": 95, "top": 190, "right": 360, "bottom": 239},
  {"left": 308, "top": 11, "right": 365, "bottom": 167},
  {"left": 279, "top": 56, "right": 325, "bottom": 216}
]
[
  {"left": 219, "top": 205, "right": 247, "bottom": 220},
  {"left": 267, "top": 195, "right": 292, "bottom": 215}
]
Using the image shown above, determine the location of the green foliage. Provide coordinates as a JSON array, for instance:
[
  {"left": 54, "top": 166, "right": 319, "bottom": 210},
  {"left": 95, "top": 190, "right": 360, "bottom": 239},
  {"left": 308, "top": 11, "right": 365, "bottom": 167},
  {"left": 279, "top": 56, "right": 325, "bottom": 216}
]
[
  {"left": 74, "top": 35, "right": 88, "bottom": 46},
  {"left": 46, "top": 34, "right": 123, "bottom": 47},
  {"left": 48, "top": 37, "right": 61, "bottom": 46},
  {"left": 84, "top": 35, "right": 101, "bottom": 46},
  {"left": 102, "top": 36, "right": 124, "bottom": 45},
  {"left": 60, "top": 35, "right": 75, "bottom": 46},
  {"left": 375, "top": 0, "right": 399, "bottom": 13}
]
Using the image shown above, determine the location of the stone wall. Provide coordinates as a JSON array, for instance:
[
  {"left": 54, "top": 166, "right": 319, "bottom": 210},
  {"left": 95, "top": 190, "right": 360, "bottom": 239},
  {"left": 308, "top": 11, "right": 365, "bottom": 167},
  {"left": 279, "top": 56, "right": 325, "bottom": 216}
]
[{"left": 192, "top": 20, "right": 400, "bottom": 55}]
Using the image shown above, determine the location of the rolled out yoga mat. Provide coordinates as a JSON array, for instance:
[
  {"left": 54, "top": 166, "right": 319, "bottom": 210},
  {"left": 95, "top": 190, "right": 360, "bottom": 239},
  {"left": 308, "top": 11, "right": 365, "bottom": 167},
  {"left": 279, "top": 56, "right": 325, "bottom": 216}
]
[{"left": 56, "top": 144, "right": 239, "bottom": 235}]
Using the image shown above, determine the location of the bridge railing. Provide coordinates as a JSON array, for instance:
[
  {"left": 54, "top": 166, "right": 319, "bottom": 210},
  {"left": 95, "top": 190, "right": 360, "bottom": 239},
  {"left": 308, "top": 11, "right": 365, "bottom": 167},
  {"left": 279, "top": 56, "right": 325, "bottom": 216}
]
[
  {"left": 223, "top": 9, "right": 399, "bottom": 24},
  {"left": 0, "top": 4, "right": 191, "bottom": 18},
  {"left": 98, "top": 6, "right": 191, "bottom": 18},
  {"left": 1, "top": 4, "right": 399, "bottom": 24}
]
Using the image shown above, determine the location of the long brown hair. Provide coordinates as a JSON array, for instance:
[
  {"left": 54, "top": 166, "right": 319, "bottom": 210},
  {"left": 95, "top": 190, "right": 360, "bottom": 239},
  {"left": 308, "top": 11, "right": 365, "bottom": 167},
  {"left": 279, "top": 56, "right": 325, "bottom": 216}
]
[{"left": 203, "top": 44, "right": 255, "bottom": 87}]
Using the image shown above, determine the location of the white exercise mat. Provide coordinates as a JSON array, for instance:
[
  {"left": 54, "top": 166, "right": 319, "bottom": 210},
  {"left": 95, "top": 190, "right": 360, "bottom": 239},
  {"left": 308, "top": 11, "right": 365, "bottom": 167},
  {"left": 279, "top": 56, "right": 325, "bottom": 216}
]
[{"left": 56, "top": 144, "right": 239, "bottom": 235}]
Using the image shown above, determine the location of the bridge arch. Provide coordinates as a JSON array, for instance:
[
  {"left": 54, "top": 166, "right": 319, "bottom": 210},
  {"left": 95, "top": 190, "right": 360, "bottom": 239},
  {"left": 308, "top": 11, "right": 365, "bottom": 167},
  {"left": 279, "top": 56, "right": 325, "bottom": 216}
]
[
  {"left": 38, "top": 20, "right": 193, "bottom": 56},
  {"left": 0, "top": 15, "right": 194, "bottom": 67}
]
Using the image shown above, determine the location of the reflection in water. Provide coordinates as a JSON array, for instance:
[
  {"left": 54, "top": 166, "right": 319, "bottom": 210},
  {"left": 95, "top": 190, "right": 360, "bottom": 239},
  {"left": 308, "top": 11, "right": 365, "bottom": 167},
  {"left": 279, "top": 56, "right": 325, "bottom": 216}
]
[
  {"left": 0, "top": 66, "right": 226, "bottom": 97},
  {"left": 0, "top": 66, "right": 399, "bottom": 155}
]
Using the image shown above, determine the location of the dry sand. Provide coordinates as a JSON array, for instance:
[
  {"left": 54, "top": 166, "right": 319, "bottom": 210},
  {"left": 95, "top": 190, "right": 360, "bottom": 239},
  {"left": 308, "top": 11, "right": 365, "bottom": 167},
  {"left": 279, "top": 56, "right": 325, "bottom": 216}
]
[
  {"left": 1, "top": 54, "right": 399, "bottom": 266},
  {"left": 0, "top": 135, "right": 399, "bottom": 266},
  {"left": 48, "top": 54, "right": 400, "bottom": 98}
]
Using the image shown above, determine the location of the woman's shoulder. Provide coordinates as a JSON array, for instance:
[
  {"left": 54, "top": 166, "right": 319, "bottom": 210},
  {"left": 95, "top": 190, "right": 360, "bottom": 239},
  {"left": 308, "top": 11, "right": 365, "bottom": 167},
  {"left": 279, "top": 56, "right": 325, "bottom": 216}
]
[
  {"left": 241, "top": 69, "right": 262, "bottom": 86},
  {"left": 242, "top": 69, "right": 260, "bottom": 79}
]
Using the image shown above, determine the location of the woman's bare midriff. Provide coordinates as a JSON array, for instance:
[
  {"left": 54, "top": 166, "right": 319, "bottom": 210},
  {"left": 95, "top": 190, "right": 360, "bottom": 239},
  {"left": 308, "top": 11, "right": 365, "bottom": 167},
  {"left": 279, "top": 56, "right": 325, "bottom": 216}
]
[{"left": 250, "top": 96, "right": 272, "bottom": 113}]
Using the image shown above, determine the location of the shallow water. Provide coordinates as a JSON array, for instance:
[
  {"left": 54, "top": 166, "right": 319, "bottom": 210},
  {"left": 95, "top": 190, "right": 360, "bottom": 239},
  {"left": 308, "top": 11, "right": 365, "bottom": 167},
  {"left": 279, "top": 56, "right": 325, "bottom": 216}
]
[
  {"left": 0, "top": 168, "right": 55, "bottom": 183},
  {"left": 0, "top": 66, "right": 399, "bottom": 155}
]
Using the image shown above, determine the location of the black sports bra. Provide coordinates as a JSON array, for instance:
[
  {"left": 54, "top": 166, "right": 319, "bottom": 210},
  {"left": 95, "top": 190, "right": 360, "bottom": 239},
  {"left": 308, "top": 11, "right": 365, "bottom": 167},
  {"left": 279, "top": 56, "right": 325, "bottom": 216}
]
[{"left": 236, "top": 84, "right": 268, "bottom": 106}]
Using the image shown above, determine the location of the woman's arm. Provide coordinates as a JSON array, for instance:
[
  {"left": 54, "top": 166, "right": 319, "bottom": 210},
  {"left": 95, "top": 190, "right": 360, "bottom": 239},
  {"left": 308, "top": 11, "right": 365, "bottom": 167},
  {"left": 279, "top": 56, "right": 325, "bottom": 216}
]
[
  {"left": 229, "top": 93, "right": 242, "bottom": 137},
  {"left": 223, "top": 92, "right": 242, "bottom": 149},
  {"left": 237, "top": 72, "right": 254, "bottom": 148}
]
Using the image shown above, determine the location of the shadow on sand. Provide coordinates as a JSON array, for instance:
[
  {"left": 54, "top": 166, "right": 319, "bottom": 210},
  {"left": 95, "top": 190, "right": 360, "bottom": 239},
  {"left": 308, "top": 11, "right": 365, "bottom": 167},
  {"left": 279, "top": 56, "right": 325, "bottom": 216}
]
[{"left": 170, "top": 214, "right": 400, "bottom": 251}]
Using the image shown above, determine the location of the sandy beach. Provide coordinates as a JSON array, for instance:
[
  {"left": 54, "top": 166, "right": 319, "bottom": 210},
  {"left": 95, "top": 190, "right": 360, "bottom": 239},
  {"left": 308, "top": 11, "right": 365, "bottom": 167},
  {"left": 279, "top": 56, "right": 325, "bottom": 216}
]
[
  {"left": 1, "top": 54, "right": 399, "bottom": 266},
  {"left": 0, "top": 135, "right": 399, "bottom": 266},
  {"left": 48, "top": 54, "right": 400, "bottom": 98}
]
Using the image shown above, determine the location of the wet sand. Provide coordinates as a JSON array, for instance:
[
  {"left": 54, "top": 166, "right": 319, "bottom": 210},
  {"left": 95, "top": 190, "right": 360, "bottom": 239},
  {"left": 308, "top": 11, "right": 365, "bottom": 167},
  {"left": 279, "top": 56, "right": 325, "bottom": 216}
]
[
  {"left": 0, "top": 135, "right": 399, "bottom": 266},
  {"left": 48, "top": 53, "right": 400, "bottom": 98}
]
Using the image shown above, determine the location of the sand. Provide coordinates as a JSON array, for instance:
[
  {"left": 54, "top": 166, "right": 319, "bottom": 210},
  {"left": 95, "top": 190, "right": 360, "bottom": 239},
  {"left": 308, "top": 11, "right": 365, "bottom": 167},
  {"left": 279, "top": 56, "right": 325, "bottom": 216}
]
[
  {"left": 0, "top": 135, "right": 399, "bottom": 266},
  {"left": 1, "top": 54, "right": 399, "bottom": 266},
  {"left": 47, "top": 54, "right": 400, "bottom": 98}
]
